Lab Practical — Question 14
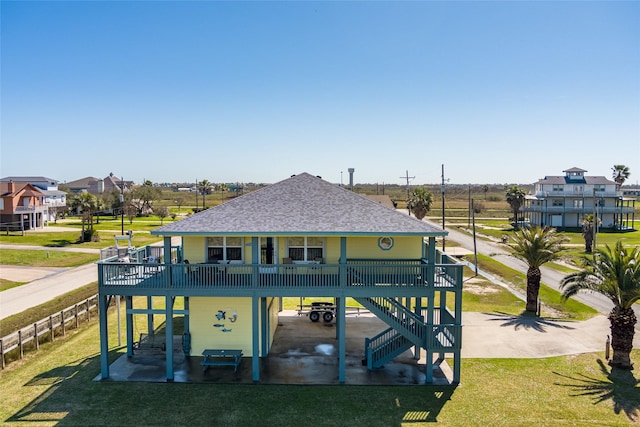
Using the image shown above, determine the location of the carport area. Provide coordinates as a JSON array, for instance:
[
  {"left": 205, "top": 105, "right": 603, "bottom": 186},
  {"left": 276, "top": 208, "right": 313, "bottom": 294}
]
[{"left": 99, "top": 310, "right": 454, "bottom": 385}]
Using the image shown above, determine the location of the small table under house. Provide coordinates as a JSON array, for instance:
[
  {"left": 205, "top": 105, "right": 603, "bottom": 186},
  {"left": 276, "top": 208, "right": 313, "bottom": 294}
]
[{"left": 201, "top": 349, "right": 243, "bottom": 373}]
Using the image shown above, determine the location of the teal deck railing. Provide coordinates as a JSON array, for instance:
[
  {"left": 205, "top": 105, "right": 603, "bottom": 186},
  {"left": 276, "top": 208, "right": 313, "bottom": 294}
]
[{"left": 98, "top": 261, "right": 463, "bottom": 293}]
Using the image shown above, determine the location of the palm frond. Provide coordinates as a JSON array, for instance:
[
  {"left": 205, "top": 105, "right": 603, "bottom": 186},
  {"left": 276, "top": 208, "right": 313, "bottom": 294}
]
[{"left": 560, "top": 241, "right": 640, "bottom": 309}]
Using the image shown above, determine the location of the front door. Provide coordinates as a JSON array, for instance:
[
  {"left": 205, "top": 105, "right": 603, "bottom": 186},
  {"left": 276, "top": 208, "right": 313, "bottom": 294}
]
[{"left": 260, "top": 237, "right": 276, "bottom": 264}]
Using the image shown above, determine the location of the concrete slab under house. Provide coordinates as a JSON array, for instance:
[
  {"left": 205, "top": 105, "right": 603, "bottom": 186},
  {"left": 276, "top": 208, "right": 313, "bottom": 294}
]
[{"left": 96, "top": 173, "right": 463, "bottom": 385}]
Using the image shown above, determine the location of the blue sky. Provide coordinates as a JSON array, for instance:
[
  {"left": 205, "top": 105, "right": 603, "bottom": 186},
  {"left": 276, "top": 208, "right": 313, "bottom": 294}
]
[{"left": 2, "top": 1, "right": 639, "bottom": 186}]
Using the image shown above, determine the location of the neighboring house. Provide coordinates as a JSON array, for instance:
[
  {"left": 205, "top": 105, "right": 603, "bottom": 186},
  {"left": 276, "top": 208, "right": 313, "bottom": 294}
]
[
  {"left": 621, "top": 187, "right": 640, "bottom": 199},
  {"left": 66, "top": 173, "right": 132, "bottom": 195},
  {"left": 521, "top": 167, "right": 636, "bottom": 230},
  {"left": 0, "top": 181, "right": 47, "bottom": 230},
  {"left": 97, "top": 173, "right": 464, "bottom": 384},
  {"left": 0, "top": 176, "right": 67, "bottom": 223}
]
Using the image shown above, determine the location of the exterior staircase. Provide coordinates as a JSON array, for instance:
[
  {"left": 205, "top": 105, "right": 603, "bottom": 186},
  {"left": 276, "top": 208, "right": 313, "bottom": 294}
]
[{"left": 355, "top": 296, "right": 427, "bottom": 369}]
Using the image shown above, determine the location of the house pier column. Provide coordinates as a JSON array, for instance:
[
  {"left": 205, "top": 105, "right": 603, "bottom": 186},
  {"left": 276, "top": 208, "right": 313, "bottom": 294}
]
[
  {"left": 261, "top": 298, "right": 268, "bottom": 356},
  {"left": 165, "top": 295, "right": 174, "bottom": 382},
  {"left": 126, "top": 296, "right": 134, "bottom": 357},
  {"left": 337, "top": 296, "right": 346, "bottom": 383},
  {"left": 453, "top": 266, "right": 463, "bottom": 385},
  {"left": 146, "top": 296, "right": 154, "bottom": 334},
  {"left": 252, "top": 296, "right": 260, "bottom": 382},
  {"left": 339, "top": 237, "right": 347, "bottom": 288},
  {"left": 183, "top": 297, "right": 191, "bottom": 356},
  {"left": 99, "top": 294, "right": 110, "bottom": 379}
]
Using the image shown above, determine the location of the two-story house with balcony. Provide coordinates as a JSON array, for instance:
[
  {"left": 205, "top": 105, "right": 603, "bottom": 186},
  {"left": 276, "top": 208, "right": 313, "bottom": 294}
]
[
  {"left": 66, "top": 173, "right": 132, "bottom": 195},
  {"left": 521, "top": 167, "right": 635, "bottom": 230},
  {"left": 0, "top": 176, "right": 67, "bottom": 223},
  {"left": 0, "top": 180, "right": 47, "bottom": 230},
  {"left": 97, "top": 173, "right": 463, "bottom": 385}
]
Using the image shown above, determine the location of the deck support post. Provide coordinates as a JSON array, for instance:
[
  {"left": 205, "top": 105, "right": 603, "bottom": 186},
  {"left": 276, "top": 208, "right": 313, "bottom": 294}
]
[
  {"left": 99, "top": 293, "right": 110, "bottom": 379},
  {"left": 146, "top": 296, "right": 154, "bottom": 335},
  {"left": 425, "top": 237, "right": 437, "bottom": 383},
  {"left": 453, "top": 266, "right": 464, "bottom": 384},
  {"left": 337, "top": 296, "right": 346, "bottom": 383},
  {"left": 126, "top": 296, "right": 134, "bottom": 357},
  {"left": 261, "top": 297, "right": 268, "bottom": 356},
  {"left": 252, "top": 296, "right": 260, "bottom": 382},
  {"left": 165, "top": 295, "right": 174, "bottom": 382}
]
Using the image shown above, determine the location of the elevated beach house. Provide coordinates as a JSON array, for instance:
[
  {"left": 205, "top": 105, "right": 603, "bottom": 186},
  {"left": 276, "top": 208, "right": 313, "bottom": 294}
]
[
  {"left": 97, "top": 173, "right": 463, "bottom": 384},
  {"left": 521, "top": 167, "right": 635, "bottom": 230}
]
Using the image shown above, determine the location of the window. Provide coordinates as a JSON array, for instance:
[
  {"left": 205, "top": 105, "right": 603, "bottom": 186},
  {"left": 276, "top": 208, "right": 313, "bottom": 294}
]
[
  {"left": 573, "top": 185, "right": 584, "bottom": 193},
  {"left": 287, "top": 236, "right": 324, "bottom": 262},
  {"left": 573, "top": 200, "right": 583, "bottom": 208},
  {"left": 207, "top": 236, "right": 243, "bottom": 263},
  {"left": 552, "top": 184, "right": 564, "bottom": 192},
  {"left": 594, "top": 185, "right": 605, "bottom": 192},
  {"left": 552, "top": 200, "right": 563, "bottom": 207}
]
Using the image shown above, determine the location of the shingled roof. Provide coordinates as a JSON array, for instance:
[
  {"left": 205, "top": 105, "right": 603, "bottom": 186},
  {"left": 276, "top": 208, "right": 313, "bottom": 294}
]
[{"left": 153, "top": 173, "right": 445, "bottom": 237}]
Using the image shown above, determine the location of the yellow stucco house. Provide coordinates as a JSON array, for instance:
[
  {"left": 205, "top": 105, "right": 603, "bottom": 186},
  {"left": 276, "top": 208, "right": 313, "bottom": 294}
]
[{"left": 97, "top": 173, "right": 463, "bottom": 384}]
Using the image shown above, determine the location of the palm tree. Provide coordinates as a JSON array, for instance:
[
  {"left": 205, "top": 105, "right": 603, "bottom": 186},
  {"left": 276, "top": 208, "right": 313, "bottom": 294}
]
[
  {"left": 218, "top": 183, "right": 229, "bottom": 203},
  {"left": 581, "top": 214, "right": 599, "bottom": 253},
  {"left": 560, "top": 241, "right": 640, "bottom": 370},
  {"left": 198, "top": 179, "right": 213, "bottom": 209},
  {"left": 482, "top": 184, "right": 489, "bottom": 200},
  {"left": 510, "top": 226, "right": 568, "bottom": 313},
  {"left": 71, "top": 192, "right": 102, "bottom": 241},
  {"left": 505, "top": 185, "right": 526, "bottom": 229},
  {"left": 407, "top": 187, "right": 434, "bottom": 220},
  {"left": 611, "top": 165, "right": 631, "bottom": 190}
]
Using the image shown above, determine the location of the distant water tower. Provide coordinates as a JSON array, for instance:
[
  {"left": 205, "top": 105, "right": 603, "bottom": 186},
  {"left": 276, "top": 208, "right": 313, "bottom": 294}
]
[{"left": 348, "top": 168, "right": 355, "bottom": 188}]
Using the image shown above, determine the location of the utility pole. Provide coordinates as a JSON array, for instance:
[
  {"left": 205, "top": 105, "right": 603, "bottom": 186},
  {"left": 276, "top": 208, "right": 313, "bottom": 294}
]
[{"left": 400, "top": 170, "right": 415, "bottom": 215}]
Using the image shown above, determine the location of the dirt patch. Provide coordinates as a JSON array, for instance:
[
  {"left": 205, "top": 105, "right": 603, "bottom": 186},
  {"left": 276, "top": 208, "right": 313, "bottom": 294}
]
[{"left": 463, "top": 283, "right": 500, "bottom": 295}]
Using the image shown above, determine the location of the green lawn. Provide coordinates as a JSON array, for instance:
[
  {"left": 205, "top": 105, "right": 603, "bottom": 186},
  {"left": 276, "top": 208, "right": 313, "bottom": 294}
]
[
  {"left": 0, "top": 278, "right": 26, "bottom": 292},
  {"left": 51, "top": 216, "right": 178, "bottom": 233},
  {"left": 0, "top": 249, "right": 99, "bottom": 267},
  {"left": 0, "top": 230, "right": 161, "bottom": 249},
  {"left": 466, "top": 254, "right": 598, "bottom": 320},
  {"left": 0, "top": 308, "right": 637, "bottom": 426}
]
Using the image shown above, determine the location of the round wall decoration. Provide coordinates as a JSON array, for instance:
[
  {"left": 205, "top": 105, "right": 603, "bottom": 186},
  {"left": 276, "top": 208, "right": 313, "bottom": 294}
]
[{"left": 378, "top": 237, "right": 394, "bottom": 250}]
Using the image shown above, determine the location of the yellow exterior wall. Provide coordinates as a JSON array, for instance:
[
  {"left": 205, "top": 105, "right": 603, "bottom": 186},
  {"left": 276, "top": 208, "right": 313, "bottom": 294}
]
[
  {"left": 183, "top": 236, "right": 206, "bottom": 263},
  {"left": 190, "top": 296, "right": 279, "bottom": 357},
  {"left": 183, "top": 235, "right": 423, "bottom": 265},
  {"left": 346, "top": 236, "right": 422, "bottom": 259}
]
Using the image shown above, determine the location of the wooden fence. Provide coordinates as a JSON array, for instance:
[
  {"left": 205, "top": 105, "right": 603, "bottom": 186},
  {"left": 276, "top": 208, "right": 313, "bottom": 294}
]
[{"left": 0, "top": 294, "right": 99, "bottom": 369}]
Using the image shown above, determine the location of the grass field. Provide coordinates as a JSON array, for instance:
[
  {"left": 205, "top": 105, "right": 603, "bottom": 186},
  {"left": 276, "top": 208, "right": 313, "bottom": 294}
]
[
  {"left": 0, "top": 306, "right": 638, "bottom": 426},
  {"left": 0, "top": 230, "right": 161, "bottom": 249}
]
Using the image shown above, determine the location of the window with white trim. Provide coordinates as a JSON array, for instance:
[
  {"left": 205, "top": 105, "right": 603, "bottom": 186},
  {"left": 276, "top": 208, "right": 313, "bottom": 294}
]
[
  {"left": 207, "top": 237, "right": 243, "bottom": 263},
  {"left": 552, "top": 184, "right": 564, "bottom": 192},
  {"left": 287, "top": 236, "right": 324, "bottom": 262}
]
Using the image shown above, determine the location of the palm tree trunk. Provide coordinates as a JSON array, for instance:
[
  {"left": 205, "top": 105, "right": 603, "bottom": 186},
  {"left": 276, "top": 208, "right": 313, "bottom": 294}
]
[
  {"left": 525, "top": 267, "right": 541, "bottom": 313},
  {"left": 608, "top": 306, "right": 636, "bottom": 370}
]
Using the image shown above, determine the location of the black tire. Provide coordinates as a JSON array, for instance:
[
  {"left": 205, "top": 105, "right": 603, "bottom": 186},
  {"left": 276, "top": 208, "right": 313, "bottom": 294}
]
[
  {"left": 323, "top": 311, "right": 334, "bottom": 323},
  {"left": 309, "top": 311, "right": 320, "bottom": 322}
]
